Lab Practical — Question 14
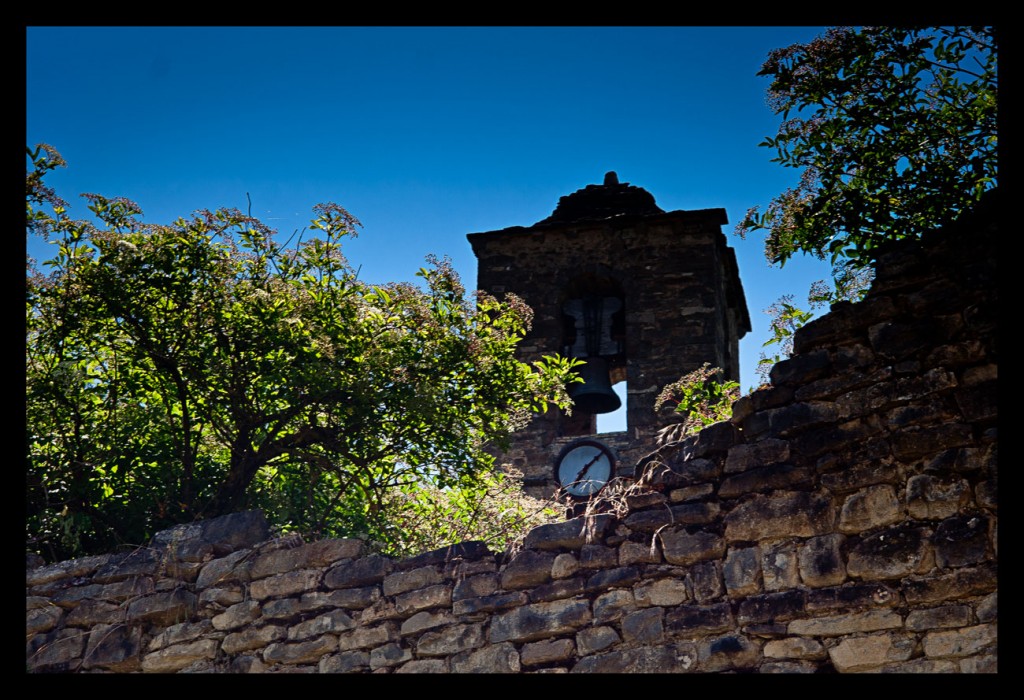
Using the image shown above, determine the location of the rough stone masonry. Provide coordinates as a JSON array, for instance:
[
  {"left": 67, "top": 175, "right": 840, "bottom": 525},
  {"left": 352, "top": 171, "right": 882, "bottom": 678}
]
[{"left": 26, "top": 190, "right": 997, "bottom": 673}]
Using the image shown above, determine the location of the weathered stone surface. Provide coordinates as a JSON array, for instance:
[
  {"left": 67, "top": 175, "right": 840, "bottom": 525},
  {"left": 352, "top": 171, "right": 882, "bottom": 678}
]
[
  {"left": 451, "top": 642, "right": 520, "bottom": 673},
  {"left": 689, "top": 560, "right": 724, "bottom": 603},
  {"left": 93, "top": 548, "right": 161, "bottom": 583},
  {"left": 622, "top": 607, "right": 664, "bottom": 643},
  {"left": 761, "top": 541, "right": 800, "bottom": 591},
  {"left": 818, "top": 452, "right": 901, "bottom": 492},
  {"left": 126, "top": 587, "right": 196, "bottom": 626},
  {"left": 958, "top": 654, "right": 998, "bottom": 673},
  {"left": 196, "top": 548, "right": 253, "bottom": 589},
  {"left": 585, "top": 565, "right": 640, "bottom": 593},
  {"left": 453, "top": 590, "right": 528, "bottom": 616},
  {"left": 369, "top": 642, "right": 412, "bottom": 669},
  {"left": 395, "top": 658, "right": 448, "bottom": 673},
  {"left": 660, "top": 529, "right": 724, "bottom": 566},
  {"left": 880, "top": 658, "right": 960, "bottom": 673},
  {"left": 760, "top": 660, "right": 821, "bottom": 673},
  {"left": 212, "top": 599, "right": 260, "bottom": 631},
  {"left": 551, "top": 553, "right": 580, "bottom": 579},
  {"left": 828, "top": 632, "right": 916, "bottom": 672},
  {"left": 976, "top": 591, "right": 997, "bottom": 623},
  {"left": 521, "top": 638, "right": 575, "bottom": 666},
  {"left": 633, "top": 577, "right": 689, "bottom": 607},
  {"left": 838, "top": 485, "right": 902, "bottom": 533},
  {"left": 789, "top": 609, "right": 902, "bottom": 636},
  {"left": 302, "top": 587, "right": 380, "bottom": 612},
  {"left": 737, "top": 591, "right": 806, "bottom": 625},
  {"left": 770, "top": 349, "right": 831, "bottom": 387},
  {"left": 324, "top": 553, "right": 394, "bottom": 589},
  {"left": 902, "top": 564, "right": 997, "bottom": 604},
  {"left": 572, "top": 644, "right": 697, "bottom": 673},
  {"left": 665, "top": 455, "right": 721, "bottom": 484},
  {"left": 337, "top": 622, "right": 396, "bottom": 652},
  {"left": 151, "top": 510, "right": 269, "bottom": 559},
  {"left": 906, "top": 604, "right": 974, "bottom": 631},
  {"left": 395, "top": 584, "right": 452, "bottom": 614},
  {"left": 416, "top": 623, "right": 485, "bottom": 657},
  {"left": 249, "top": 569, "right": 322, "bottom": 600},
  {"left": 26, "top": 554, "right": 113, "bottom": 588},
  {"left": 27, "top": 603, "right": 64, "bottom": 635},
  {"left": 697, "top": 634, "right": 761, "bottom": 672},
  {"left": 668, "top": 483, "right": 715, "bottom": 502},
  {"left": 82, "top": 623, "right": 142, "bottom": 671},
  {"left": 933, "top": 514, "right": 990, "bottom": 568},
  {"left": 681, "top": 421, "right": 738, "bottom": 459},
  {"left": 383, "top": 565, "right": 442, "bottom": 596},
  {"left": 453, "top": 573, "right": 498, "bottom": 601},
  {"left": 805, "top": 582, "right": 898, "bottom": 612},
  {"left": 51, "top": 576, "right": 154, "bottom": 607},
  {"left": 287, "top": 609, "right": 355, "bottom": 640},
  {"left": 892, "top": 423, "right": 973, "bottom": 461},
  {"left": 725, "top": 491, "right": 835, "bottom": 542},
  {"left": 723, "top": 438, "right": 791, "bottom": 474},
  {"left": 720, "top": 548, "right": 761, "bottom": 597},
  {"left": 619, "top": 540, "right": 661, "bottom": 566},
  {"left": 665, "top": 603, "right": 733, "bottom": 636},
  {"left": 846, "top": 524, "right": 933, "bottom": 580},
  {"left": 922, "top": 622, "right": 996, "bottom": 658},
  {"left": 529, "top": 577, "right": 585, "bottom": 603},
  {"left": 499, "top": 550, "right": 555, "bottom": 590},
  {"left": 763, "top": 637, "right": 826, "bottom": 660},
  {"left": 523, "top": 515, "right": 614, "bottom": 550},
  {"left": 593, "top": 589, "right": 635, "bottom": 622},
  {"left": 251, "top": 539, "right": 363, "bottom": 580},
  {"left": 141, "top": 638, "right": 219, "bottom": 673},
  {"left": 221, "top": 624, "right": 287, "bottom": 654},
  {"left": 718, "top": 464, "right": 812, "bottom": 499},
  {"left": 798, "top": 534, "right": 846, "bottom": 587},
  {"left": 579, "top": 543, "right": 618, "bottom": 569},
  {"left": 199, "top": 585, "right": 244, "bottom": 609},
  {"left": 622, "top": 501, "right": 720, "bottom": 531},
  {"left": 148, "top": 620, "right": 214, "bottom": 652},
  {"left": 576, "top": 625, "right": 621, "bottom": 656},
  {"left": 263, "top": 634, "right": 337, "bottom": 665},
  {"left": 319, "top": 650, "right": 369, "bottom": 673},
  {"left": 397, "top": 540, "right": 492, "bottom": 571},
  {"left": 400, "top": 610, "right": 454, "bottom": 636},
  {"left": 490, "top": 599, "right": 591, "bottom": 644}
]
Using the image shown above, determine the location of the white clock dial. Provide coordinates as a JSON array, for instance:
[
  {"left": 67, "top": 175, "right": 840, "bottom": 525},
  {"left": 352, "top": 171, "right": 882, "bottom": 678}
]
[{"left": 556, "top": 440, "right": 614, "bottom": 498}]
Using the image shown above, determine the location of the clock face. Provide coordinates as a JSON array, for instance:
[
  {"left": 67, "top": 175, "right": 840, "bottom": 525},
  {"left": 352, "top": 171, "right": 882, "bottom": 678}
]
[{"left": 556, "top": 439, "right": 614, "bottom": 498}]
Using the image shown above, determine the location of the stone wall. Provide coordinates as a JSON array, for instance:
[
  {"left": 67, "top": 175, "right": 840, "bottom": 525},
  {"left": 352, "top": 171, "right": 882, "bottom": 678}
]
[{"left": 26, "top": 192, "right": 997, "bottom": 673}]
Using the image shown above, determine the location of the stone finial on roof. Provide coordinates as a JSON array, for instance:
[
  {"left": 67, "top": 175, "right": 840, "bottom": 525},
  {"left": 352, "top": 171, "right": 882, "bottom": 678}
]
[{"left": 535, "top": 172, "right": 664, "bottom": 226}]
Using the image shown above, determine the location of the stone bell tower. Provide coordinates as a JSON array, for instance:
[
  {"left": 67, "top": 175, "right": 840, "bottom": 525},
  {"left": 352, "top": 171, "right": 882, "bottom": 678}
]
[{"left": 468, "top": 173, "right": 750, "bottom": 500}]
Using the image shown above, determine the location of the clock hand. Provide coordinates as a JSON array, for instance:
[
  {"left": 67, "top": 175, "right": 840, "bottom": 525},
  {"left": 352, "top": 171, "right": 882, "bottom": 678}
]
[{"left": 574, "top": 453, "right": 603, "bottom": 484}]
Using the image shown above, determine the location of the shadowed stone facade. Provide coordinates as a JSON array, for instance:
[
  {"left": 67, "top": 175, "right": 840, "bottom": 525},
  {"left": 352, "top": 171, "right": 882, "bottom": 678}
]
[{"left": 468, "top": 174, "right": 750, "bottom": 497}]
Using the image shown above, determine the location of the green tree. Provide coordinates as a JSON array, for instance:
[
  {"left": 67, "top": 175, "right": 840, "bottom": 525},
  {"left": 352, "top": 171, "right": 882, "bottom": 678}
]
[
  {"left": 26, "top": 144, "right": 577, "bottom": 561},
  {"left": 737, "top": 27, "right": 996, "bottom": 375},
  {"left": 738, "top": 26, "right": 996, "bottom": 269}
]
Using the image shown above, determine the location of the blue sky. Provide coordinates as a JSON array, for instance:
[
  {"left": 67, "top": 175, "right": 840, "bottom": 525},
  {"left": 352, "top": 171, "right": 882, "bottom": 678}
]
[{"left": 26, "top": 26, "right": 839, "bottom": 424}]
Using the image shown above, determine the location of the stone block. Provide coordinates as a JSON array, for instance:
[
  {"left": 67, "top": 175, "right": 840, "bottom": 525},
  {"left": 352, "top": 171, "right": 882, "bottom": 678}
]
[
  {"left": 724, "top": 491, "right": 835, "bottom": 542},
  {"left": 846, "top": 524, "right": 933, "bottom": 580},
  {"left": 499, "top": 550, "right": 555, "bottom": 590},
  {"left": 660, "top": 529, "right": 724, "bottom": 567},
  {"left": 489, "top": 599, "right": 591, "bottom": 644},
  {"left": 451, "top": 642, "right": 520, "bottom": 673}
]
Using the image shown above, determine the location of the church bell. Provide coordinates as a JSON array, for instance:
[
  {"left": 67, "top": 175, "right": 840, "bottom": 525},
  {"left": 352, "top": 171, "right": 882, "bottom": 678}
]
[
  {"left": 568, "top": 356, "right": 621, "bottom": 414},
  {"left": 563, "top": 296, "right": 622, "bottom": 415}
]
